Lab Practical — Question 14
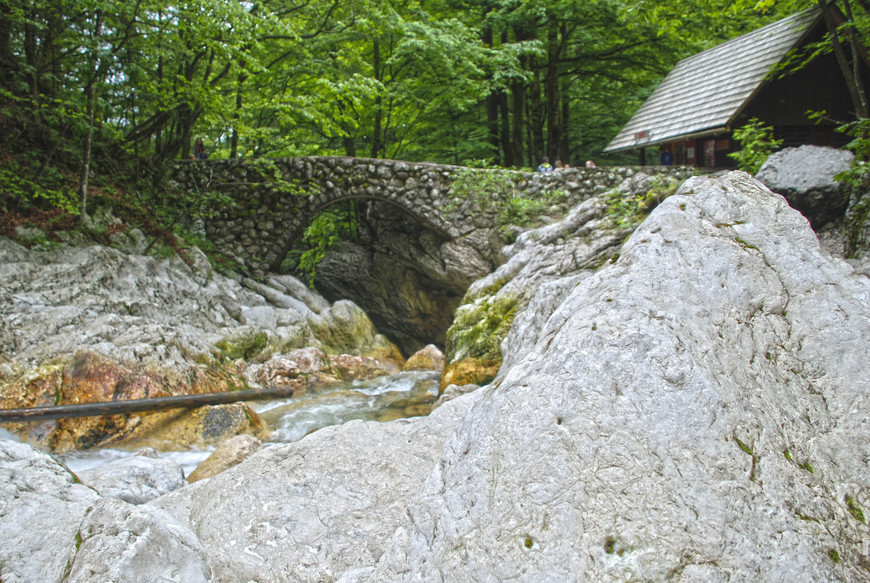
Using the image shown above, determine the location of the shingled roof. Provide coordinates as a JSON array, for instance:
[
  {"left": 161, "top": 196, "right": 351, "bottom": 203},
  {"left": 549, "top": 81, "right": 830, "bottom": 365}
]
[{"left": 604, "top": 8, "right": 822, "bottom": 153}]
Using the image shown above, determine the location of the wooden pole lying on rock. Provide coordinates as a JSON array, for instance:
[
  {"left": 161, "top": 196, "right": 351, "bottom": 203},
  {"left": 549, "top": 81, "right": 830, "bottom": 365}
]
[{"left": 0, "top": 386, "right": 295, "bottom": 423}]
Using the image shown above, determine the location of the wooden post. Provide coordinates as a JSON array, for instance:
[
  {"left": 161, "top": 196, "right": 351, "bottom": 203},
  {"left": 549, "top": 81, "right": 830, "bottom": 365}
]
[{"left": 0, "top": 386, "right": 294, "bottom": 423}]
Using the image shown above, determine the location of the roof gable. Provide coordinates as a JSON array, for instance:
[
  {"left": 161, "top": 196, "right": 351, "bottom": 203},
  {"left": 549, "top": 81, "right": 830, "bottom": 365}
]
[{"left": 604, "top": 9, "right": 821, "bottom": 153}]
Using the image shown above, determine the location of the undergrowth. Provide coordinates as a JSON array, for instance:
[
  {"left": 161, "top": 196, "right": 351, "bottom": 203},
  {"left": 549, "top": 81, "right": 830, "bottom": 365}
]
[
  {"left": 448, "top": 161, "right": 565, "bottom": 230},
  {"left": 604, "top": 176, "right": 680, "bottom": 229}
]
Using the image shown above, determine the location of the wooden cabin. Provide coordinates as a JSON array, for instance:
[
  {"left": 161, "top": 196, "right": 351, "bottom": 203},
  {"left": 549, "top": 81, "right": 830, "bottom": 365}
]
[{"left": 603, "top": 8, "right": 862, "bottom": 167}]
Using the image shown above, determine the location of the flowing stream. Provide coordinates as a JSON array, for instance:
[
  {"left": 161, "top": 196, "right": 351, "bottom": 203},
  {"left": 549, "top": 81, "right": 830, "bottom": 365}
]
[{"left": 50, "top": 370, "right": 440, "bottom": 477}]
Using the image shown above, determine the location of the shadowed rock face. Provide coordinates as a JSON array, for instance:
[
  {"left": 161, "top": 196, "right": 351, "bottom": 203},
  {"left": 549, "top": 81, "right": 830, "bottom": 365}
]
[
  {"left": 756, "top": 144, "right": 853, "bottom": 228},
  {"left": 313, "top": 201, "right": 494, "bottom": 355}
]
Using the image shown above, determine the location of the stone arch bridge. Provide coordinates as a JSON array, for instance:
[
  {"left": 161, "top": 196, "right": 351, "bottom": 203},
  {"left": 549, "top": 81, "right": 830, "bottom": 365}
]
[{"left": 170, "top": 156, "right": 689, "bottom": 274}]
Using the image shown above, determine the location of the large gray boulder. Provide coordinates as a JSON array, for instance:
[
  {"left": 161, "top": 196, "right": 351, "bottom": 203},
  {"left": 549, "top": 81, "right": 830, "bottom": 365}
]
[
  {"left": 63, "top": 498, "right": 212, "bottom": 583},
  {"left": 756, "top": 144, "right": 853, "bottom": 228},
  {"left": 0, "top": 440, "right": 99, "bottom": 583},
  {"left": 440, "top": 171, "right": 681, "bottom": 388},
  {"left": 76, "top": 448, "right": 185, "bottom": 504},
  {"left": 150, "top": 391, "right": 483, "bottom": 582},
  {"left": 357, "top": 172, "right": 870, "bottom": 581}
]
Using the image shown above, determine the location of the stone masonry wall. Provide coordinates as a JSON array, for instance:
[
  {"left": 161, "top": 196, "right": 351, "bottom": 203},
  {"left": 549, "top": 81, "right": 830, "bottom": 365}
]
[{"left": 169, "top": 156, "right": 692, "bottom": 274}]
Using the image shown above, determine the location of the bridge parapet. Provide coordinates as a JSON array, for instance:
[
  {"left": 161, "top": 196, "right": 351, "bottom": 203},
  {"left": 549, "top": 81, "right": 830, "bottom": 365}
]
[{"left": 169, "top": 156, "right": 692, "bottom": 274}]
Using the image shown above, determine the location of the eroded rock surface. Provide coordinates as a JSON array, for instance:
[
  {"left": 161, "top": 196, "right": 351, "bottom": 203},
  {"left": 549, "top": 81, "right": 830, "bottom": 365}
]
[
  {"left": 63, "top": 497, "right": 212, "bottom": 583},
  {"left": 76, "top": 447, "right": 185, "bottom": 504},
  {"left": 441, "top": 172, "right": 675, "bottom": 388},
  {"left": 151, "top": 392, "right": 483, "bottom": 582},
  {"left": 360, "top": 172, "right": 870, "bottom": 582},
  {"left": 0, "top": 440, "right": 99, "bottom": 583},
  {"left": 0, "top": 238, "right": 401, "bottom": 451}
]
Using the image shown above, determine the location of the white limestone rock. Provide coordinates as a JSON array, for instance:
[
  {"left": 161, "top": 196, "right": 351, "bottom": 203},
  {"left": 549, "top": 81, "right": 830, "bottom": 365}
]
[
  {"left": 0, "top": 439, "right": 99, "bottom": 583},
  {"left": 76, "top": 448, "right": 185, "bottom": 504},
  {"left": 63, "top": 497, "right": 212, "bottom": 583},
  {"left": 359, "top": 172, "right": 870, "bottom": 581},
  {"left": 0, "top": 238, "right": 382, "bottom": 373},
  {"left": 151, "top": 391, "right": 484, "bottom": 583}
]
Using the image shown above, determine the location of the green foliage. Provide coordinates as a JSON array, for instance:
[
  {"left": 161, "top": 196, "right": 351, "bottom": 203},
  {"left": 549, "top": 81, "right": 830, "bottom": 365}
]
[
  {"left": 0, "top": 155, "right": 79, "bottom": 215},
  {"left": 728, "top": 118, "right": 783, "bottom": 174},
  {"left": 449, "top": 163, "right": 563, "bottom": 228},
  {"left": 1, "top": 0, "right": 800, "bottom": 175},
  {"left": 500, "top": 190, "right": 565, "bottom": 227},
  {"left": 822, "top": 116, "right": 870, "bottom": 187},
  {"left": 811, "top": 116, "right": 870, "bottom": 258},
  {"left": 604, "top": 176, "right": 680, "bottom": 229},
  {"left": 450, "top": 163, "right": 519, "bottom": 209},
  {"left": 247, "top": 159, "right": 311, "bottom": 197},
  {"left": 292, "top": 202, "right": 358, "bottom": 287},
  {"left": 214, "top": 331, "right": 270, "bottom": 362}
]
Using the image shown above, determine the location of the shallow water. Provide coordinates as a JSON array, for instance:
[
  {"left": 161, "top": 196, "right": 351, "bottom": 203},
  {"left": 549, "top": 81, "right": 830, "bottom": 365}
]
[{"left": 57, "top": 370, "right": 440, "bottom": 476}]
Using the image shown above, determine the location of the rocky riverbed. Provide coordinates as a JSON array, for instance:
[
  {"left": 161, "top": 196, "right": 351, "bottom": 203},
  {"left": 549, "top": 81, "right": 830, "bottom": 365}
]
[
  {"left": 2, "top": 166, "right": 870, "bottom": 581},
  {"left": 0, "top": 225, "right": 422, "bottom": 453}
]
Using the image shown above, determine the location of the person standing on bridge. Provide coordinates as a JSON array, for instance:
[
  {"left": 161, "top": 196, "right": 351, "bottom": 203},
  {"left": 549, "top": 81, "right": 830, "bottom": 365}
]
[{"left": 193, "top": 138, "right": 208, "bottom": 160}]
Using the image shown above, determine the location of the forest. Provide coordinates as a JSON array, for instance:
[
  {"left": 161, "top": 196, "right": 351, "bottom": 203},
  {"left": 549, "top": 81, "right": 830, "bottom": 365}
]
[{"left": 1, "top": 0, "right": 866, "bottom": 232}]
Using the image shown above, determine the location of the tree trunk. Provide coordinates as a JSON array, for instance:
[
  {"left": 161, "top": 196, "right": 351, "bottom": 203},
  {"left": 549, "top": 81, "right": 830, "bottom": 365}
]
[
  {"left": 78, "top": 10, "right": 104, "bottom": 221},
  {"left": 560, "top": 90, "right": 571, "bottom": 164},
  {"left": 371, "top": 38, "right": 383, "bottom": 158},
  {"left": 499, "top": 90, "right": 513, "bottom": 167},
  {"left": 510, "top": 78, "right": 525, "bottom": 166},
  {"left": 343, "top": 136, "right": 356, "bottom": 156},
  {"left": 78, "top": 89, "right": 95, "bottom": 219},
  {"left": 23, "top": 16, "right": 39, "bottom": 103},
  {"left": 231, "top": 66, "right": 246, "bottom": 159},
  {"left": 529, "top": 69, "right": 545, "bottom": 163},
  {"left": 546, "top": 15, "right": 561, "bottom": 160},
  {"left": 842, "top": 0, "right": 869, "bottom": 115},
  {"left": 819, "top": 0, "right": 868, "bottom": 117},
  {"left": 559, "top": 21, "right": 571, "bottom": 163},
  {"left": 510, "top": 25, "right": 531, "bottom": 167},
  {"left": 482, "top": 20, "right": 501, "bottom": 163},
  {"left": 0, "top": 1, "right": 15, "bottom": 88},
  {"left": 0, "top": 386, "right": 295, "bottom": 423}
]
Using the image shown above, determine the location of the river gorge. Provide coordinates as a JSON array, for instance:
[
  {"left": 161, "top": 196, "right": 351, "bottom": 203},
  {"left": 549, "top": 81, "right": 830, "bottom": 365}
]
[{"left": 2, "top": 156, "right": 870, "bottom": 581}]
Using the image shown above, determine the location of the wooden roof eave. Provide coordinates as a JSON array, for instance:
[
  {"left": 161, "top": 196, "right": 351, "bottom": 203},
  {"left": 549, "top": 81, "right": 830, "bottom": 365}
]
[{"left": 605, "top": 126, "right": 731, "bottom": 153}]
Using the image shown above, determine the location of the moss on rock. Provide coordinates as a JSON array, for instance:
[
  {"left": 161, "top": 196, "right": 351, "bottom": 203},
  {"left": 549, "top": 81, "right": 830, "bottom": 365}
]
[
  {"left": 440, "top": 357, "right": 501, "bottom": 391},
  {"left": 441, "top": 291, "right": 520, "bottom": 390}
]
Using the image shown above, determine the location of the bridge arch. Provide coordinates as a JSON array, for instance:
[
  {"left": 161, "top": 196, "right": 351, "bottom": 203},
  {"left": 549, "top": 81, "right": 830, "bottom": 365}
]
[
  {"left": 170, "top": 156, "right": 692, "bottom": 275},
  {"left": 170, "top": 156, "right": 471, "bottom": 273}
]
